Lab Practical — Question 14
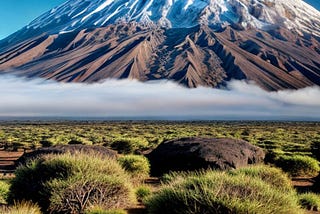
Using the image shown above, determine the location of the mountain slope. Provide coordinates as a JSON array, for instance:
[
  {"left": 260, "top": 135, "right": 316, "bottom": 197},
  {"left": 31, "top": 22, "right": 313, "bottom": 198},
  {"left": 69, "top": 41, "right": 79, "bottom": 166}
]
[{"left": 0, "top": 0, "right": 320, "bottom": 90}]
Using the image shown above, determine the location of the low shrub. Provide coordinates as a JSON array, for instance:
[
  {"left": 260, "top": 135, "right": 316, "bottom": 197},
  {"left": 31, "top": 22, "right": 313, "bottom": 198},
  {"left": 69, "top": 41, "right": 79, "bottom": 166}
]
[
  {"left": 110, "top": 138, "right": 148, "bottom": 154},
  {"left": 264, "top": 149, "right": 285, "bottom": 164},
  {"left": 298, "top": 192, "right": 320, "bottom": 211},
  {"left": 0, "top": 180, "right": 10, "bottom": 204},
  {"left": 111, "top": 139, "right": 135, "bottom": 154},
  {"left": 9, "top": 152, "right": 135, "bottom": 213},
  {"left": 135, "top": 185, "right": 151, "bottom": 202},
  {"left": 275, "top": 155, "right": 320, "bottom": 177},
  {"left": 68, "top": 139, "right": 83, "bottom": 145},
  {"left": 15, "top": 145, "right": 117, "bottom": 166},
  {"left": 147, "top": 169, "right": 302, "bottom": 214},
  {"left": 118, "top": 155, "right": 150, "bottom": 181},
  {"left": 11, "top": 142, "right": 25, "bottom": 151},
  {"left": 0, "top": 201, "right": 41, "bottom": 214},
  {"left": 229, "top": 165, "right": 292, "bottom": 191},
  {"left": 39, "top": 140, "right": 54, "bottom": 147}
]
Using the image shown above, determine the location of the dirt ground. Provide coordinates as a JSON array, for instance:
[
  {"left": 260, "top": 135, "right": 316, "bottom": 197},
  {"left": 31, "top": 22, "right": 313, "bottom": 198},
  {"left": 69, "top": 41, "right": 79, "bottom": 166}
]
[{"left": 0, "top": 150, "right": 23, "bottom": 178}]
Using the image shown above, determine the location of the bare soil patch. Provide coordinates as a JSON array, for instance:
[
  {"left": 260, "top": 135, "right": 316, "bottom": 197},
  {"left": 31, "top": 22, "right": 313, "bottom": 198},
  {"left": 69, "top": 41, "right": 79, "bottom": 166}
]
[{"left": 0, "top": 150, "right": 23, "bottom": 178}]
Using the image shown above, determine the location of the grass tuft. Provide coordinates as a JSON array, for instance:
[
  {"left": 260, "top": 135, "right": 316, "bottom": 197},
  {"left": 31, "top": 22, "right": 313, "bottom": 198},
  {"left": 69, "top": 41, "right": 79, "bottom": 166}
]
[
  {"left": 298, "top": 192, "right": 320, "bottom": 211},
  {"left": 0, "top": 180, "right": 10, "bottom": 204},
  {"left": 0, "top": 201, "right": 41, "bottom": 214},
  {"left": 275, "top": 155, "right": 320, "bottom": 177},
  {"left": 118, "top": 155, "right": 150, "bottom": 182},
  {"left": 228, "top": 165, "right": 292, "bottom": 191},
  {"left": 147, "top": 167, "right": 302, "bottom": 214},
  {"left": 135, "top": 185, "right": 152, "bottom": 202}
]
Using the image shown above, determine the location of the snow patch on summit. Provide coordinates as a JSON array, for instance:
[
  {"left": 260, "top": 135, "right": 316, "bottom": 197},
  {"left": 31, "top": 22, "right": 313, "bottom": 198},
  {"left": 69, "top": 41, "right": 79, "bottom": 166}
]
[
  {"left": 26, "top": 0, "right": 320, "bottom": 37},
  {"left": 81, "top": 0, "right": 113, "bottom": 22}
]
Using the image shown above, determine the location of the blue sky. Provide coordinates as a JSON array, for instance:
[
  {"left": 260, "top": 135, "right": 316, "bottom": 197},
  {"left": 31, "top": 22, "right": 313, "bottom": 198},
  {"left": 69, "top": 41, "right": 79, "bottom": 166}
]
[
  {"left": 0, "top": 0, "right": 66, "bottom": 39},
  {"left": 305, "top": 0, "right": 320, "bottom": 10},
  {"left": 0, "top": 0, "right": 319, "bottom": 40}
]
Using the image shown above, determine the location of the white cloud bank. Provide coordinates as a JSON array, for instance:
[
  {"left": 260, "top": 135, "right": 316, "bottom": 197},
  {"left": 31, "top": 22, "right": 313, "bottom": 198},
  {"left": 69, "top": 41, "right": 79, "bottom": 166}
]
[{"left": 0, "top": 75, "right": 319, "bottom": 120}]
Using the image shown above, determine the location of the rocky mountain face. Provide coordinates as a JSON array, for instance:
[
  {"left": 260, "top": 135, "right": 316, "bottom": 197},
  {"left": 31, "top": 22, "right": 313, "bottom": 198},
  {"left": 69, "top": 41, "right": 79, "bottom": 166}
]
[{"left": 0, "top": 0, "right": 320, "bottom": 91}]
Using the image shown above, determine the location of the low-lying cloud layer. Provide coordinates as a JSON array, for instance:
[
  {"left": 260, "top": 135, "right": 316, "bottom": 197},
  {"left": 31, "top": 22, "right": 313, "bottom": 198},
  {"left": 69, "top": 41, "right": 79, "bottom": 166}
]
[{"left": 0, "top": 74, "right": 319, "bottom": 120}]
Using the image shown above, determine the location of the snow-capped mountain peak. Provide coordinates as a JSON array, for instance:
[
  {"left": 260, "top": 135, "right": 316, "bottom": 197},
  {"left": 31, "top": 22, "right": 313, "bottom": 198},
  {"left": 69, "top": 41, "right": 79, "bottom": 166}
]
[
  {"left": 26, "top": 0, "right": 320, "bottom": 36},
  {"left": 1, "top": 0, "right": 320, "bottom": 91}
]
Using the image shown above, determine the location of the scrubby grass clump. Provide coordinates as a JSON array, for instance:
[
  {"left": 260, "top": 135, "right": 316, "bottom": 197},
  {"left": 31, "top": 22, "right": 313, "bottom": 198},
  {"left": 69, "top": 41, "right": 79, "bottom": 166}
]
[
  {"left": 135, "top": 185, "right": 152, "bottom": 202},
  {"left": 275, "top": 155, "right": 320, "bottom": 177},
  {"left": 0, "top": 201, "right": 41, "bottom": 214},
  {"left": 147, "top": 166, "right": 302, "bottom": 214},
  {"left": 298, "top": 193, "right": 320, "bottom": 211},
  {"left": 9, "top": 152, "right": 135, "bottom": 214},
  {"left": 229, "top": 165, "right": 292, "bottom": 191},
  {"left": 0, "top": 180, "right": 10, "bottom": 204},
  {"left": 118, "top": 155, "right": 150, "bottom": 182},
  {"left": 110, "top": 138, "right": 148, "bottom": 154}
]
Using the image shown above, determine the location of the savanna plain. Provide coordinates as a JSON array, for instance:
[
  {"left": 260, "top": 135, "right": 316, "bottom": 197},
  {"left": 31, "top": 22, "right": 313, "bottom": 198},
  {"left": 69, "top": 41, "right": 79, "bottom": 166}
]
[{"left": 0, "top": 121, "right": 319, "bottom": 214}]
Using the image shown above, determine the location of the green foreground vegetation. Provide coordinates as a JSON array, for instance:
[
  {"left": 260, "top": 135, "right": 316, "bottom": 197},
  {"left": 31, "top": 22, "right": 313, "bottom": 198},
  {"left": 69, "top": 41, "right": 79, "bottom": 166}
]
[
  {"left": 1, "top": 154, "right": 317, "bottom": 214},
  {"left": 0, "top": 121, "right": 320, "bottom": 213},
  {"left": 0, "top": 121, "right": 319, "bottom": 155},
  {"left": 147, "top": 166, "right": 301, "bottom": 214}
]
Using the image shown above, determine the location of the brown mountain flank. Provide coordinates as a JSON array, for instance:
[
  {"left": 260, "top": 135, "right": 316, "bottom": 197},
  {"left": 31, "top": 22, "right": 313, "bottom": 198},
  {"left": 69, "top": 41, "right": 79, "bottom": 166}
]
[{"left": 0, "top": 23, "right": 319, "bottom": 91}]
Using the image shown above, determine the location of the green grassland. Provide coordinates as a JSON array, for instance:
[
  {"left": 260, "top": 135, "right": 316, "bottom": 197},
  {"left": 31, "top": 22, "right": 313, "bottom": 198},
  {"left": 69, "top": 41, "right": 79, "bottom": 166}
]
[
  {"left": 0, "top": 121, "right": 319, "bottom": 157},
  {"left": 0, "top": 121, "right": 320, "bottom": 213}
]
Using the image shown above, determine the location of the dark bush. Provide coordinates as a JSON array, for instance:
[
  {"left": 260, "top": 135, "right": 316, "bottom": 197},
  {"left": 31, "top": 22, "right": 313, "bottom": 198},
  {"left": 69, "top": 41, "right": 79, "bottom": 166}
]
[
  {"left": 11, "top": 142, "right": 25, "bottom": 151},
  {"left": 111, "top": 139, "right": 135, "bottom": 154},
  {"left": 311, "top": 141, "right": 320, "bottom": 161},
  {"left": 39, "top": 140, "right": 54, "bottom": 147},
  {"left": 68, "top": 139, "right": 83, "bottom": 145}
]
